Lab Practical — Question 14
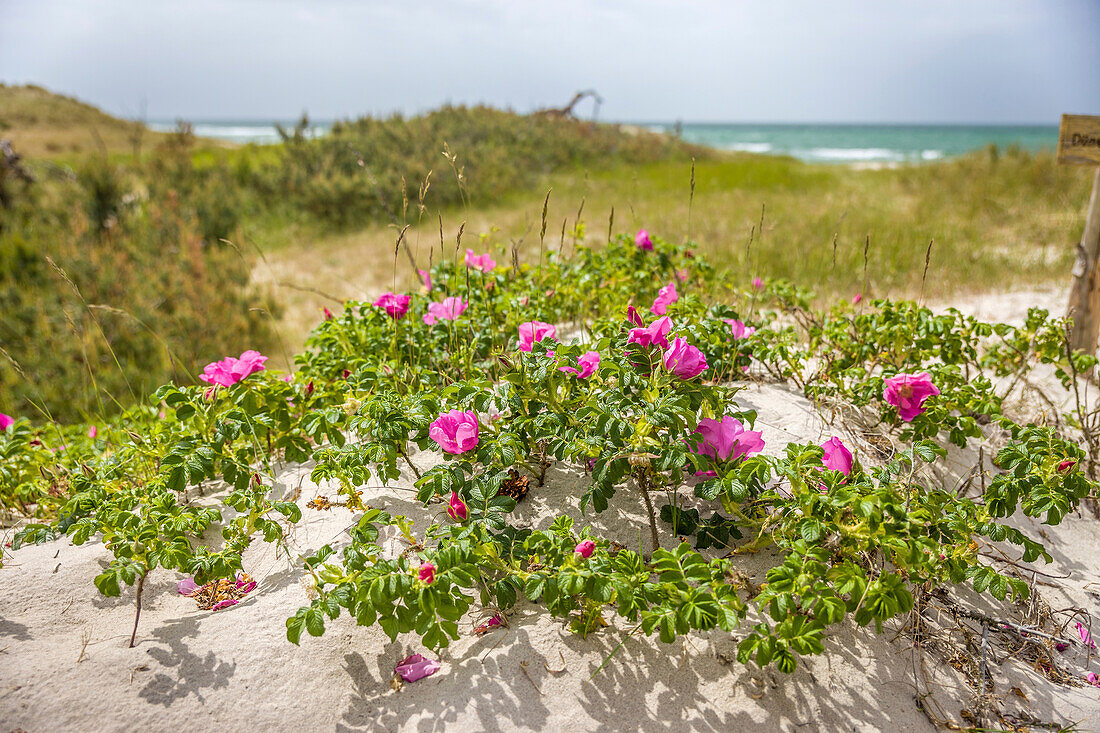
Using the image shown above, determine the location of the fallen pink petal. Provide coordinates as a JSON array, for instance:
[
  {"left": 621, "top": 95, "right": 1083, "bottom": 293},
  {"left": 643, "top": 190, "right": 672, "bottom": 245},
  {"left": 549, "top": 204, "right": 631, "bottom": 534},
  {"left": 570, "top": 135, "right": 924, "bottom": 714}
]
[
  {"left": 395, "top": 654, "right": 441, "bottom": 682},
  {"left": 177, "top": 579, "right": 200, "bottom": 596},
  {"left": 1076, "top": 622, "right": 1096, "bottom": 650}
]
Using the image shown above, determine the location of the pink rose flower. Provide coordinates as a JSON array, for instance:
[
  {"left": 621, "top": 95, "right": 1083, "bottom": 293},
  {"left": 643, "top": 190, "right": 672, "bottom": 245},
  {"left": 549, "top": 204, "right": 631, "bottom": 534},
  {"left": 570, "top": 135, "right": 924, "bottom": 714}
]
[
  {"left": 821, "top": 437, "right": 853, "bottom": 475},
  {"left": 199, "top": 350, "right": 268, "bottom": 387},
  {"left": 0, "top": 413, "right": 13, "bottom": 431},
  {"left": 627, "top": 315, "right": 673, "bottom": 350},
  {"left": 662, "top": 337, "right": 708, "bottom": 379},
  {"left": 723, "top": 319, "right": 756, "bottom": 340},
  {"left": 635, "top": 229, "right": 653, "bottom": 251},
  {"left": 418, "top": 268, "right": 433, "bottom": 292},
  {"left": 429, "top": 410, "right": 480, "bottom": 454},
  {"left": 688, "top": 416, "right": 765, "bottom": 468},
  {"left": 650, "top": 282, "right": 679, "bottom": 316},
  {"left": 852, "top": 293, "right": 863, "bottom": 304},
  {"left": 464, "top": 249, "right": 496, "bottom": 273},
  {"left": 883, "top": 372, "right": 940, "bottom": 422},
  {"left": 675, "top": 269, "right": 688, "bottom": 283},
  {"left": 518, "top": 321, "right": 556, "bottom": 352},
  {"left": 418, "top": 563, "right": 436, "bottom": 585},
  {"left": 1087, "top": 672, "right": 1100, "bottom": 688},
  {"left": 88, "top": 426, "right": 98, "bottom": 439},
  {"left": 559, "top": 351, "right": 600, "bottom": 379},
  {"left": 626, "top": 305, "right": 645, "bottom": 328},
  {"left": 751, "top": 277, "right": 763, "bottom": 291},
  {"left": 423, "top": 297, "right": 468, "bottom": 325},
  {"left": 323, "top": 306, "right": 334, "bottom": 320},
  {"left": 373, "top": 292, "right": 412, "bottom": 319},
  {"left": 447, "top": 491, "right": 467, "bottom": 521},
  {"left": 574, "top": 539, "right": 595, "bottom": 558},
  {"left": 396, "top": 653, "right": 441, "bottom": 682}
]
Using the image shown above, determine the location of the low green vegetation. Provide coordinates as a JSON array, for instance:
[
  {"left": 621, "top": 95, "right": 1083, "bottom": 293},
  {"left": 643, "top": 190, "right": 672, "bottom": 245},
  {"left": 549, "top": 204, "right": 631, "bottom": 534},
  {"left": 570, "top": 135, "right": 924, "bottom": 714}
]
[{"left": 7, "top": 235, "right": 1095, "bottom": 702}]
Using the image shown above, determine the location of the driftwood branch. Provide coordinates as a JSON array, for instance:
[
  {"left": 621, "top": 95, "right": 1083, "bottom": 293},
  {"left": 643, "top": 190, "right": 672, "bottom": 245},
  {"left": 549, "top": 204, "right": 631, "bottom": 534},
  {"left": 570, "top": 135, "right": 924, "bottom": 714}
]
[{"left": 536, "top": 90, "right": 604, "bottom": 119}]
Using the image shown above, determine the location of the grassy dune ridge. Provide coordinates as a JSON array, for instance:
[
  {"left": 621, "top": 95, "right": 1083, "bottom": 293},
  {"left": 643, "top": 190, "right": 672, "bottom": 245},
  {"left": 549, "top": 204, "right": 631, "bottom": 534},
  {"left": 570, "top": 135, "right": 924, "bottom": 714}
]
[{"left": 0, "top": 83, "right": 170, "bottom": 159}]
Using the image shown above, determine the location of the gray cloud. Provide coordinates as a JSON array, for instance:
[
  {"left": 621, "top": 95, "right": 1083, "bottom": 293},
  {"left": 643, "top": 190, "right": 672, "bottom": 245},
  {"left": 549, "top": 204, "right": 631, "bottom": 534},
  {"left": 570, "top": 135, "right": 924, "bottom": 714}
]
[{"left": 1, "top": 0, "right": 1097, "bottom": 123}]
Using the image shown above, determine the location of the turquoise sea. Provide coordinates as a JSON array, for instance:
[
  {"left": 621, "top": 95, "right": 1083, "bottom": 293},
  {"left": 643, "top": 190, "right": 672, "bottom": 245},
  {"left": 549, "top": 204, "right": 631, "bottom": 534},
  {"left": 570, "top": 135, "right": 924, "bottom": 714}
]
[
  {"left": 646, "top": 123, "right": 1058, "bottom": 164},
  {"left": 150, "top": 120, "right": 1058, "bottom": 165}
]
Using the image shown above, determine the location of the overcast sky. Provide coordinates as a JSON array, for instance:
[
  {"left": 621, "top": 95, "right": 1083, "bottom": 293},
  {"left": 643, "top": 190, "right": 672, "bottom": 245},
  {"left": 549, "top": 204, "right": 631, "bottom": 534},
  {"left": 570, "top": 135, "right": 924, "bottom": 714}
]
[{"left": 2, "top": 0, "right": 1098, "bottom": 124}]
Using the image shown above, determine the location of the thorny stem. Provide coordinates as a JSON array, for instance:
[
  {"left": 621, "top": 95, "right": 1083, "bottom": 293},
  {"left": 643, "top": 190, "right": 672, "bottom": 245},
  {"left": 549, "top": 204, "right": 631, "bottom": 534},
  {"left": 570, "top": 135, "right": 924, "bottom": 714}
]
[
  {"left": 398, "top": 446, "right": 421, "bottom": 479},
  {"left": 531, "top": 440, "right": 550, "bottom": 487},
  {"left": 635, "top": 471, "right": 660, "bottom": 555},
  {"left": 1064, "top": 323, "right": 1098, "bottom": 477},
  {"left": 129, "top": 569, "right": 147, "bottom": 648}
]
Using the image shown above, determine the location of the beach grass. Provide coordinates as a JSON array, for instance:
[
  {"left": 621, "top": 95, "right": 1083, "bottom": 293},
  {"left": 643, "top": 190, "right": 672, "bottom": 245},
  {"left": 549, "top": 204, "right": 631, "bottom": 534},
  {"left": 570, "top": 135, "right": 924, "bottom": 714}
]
[{"left": 256, "top": 148, "right": 1091, "bottom": 352}]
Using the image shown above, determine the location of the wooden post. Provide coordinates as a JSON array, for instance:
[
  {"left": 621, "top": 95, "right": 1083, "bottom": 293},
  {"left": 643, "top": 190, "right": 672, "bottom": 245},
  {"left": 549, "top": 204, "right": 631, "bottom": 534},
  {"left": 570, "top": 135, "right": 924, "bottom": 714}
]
[
  {"left": 1059, "top": 114, "right": 1100, "bottom": 353},
  {"left": 1066, "top": 168, "right": 1100, "bottom": 353}
]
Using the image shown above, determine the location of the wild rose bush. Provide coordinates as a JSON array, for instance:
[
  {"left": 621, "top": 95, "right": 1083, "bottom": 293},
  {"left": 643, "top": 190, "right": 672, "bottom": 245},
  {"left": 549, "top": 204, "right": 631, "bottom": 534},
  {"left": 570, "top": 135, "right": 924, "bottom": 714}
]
[{"left": 7, "top": 232, "right": 1095, "bottom": 671}]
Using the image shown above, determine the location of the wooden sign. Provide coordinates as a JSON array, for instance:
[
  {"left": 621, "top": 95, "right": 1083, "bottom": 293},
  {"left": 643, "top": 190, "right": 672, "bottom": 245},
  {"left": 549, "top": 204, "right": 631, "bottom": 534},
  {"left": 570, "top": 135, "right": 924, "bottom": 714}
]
[
  {"left": 1062, "top": 113, "right": 1100, "bottom": 353},
  {"left": 1058, "top": 114, "right": 1100, "bottom": 165}
]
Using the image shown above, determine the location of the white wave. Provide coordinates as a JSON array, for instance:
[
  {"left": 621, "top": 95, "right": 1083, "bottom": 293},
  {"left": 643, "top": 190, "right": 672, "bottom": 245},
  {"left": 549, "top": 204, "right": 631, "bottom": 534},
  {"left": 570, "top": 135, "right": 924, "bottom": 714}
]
[
  {"left": 148, "top": 122, "right": 330, "bottom": 144},
  {"left": 797, "top": 147, "right": 905, "bottom": 162},
  {"left": 726, "top": 142, "right": 773, "bottom": 154},
  {"left": 191, "top": 124, "right": 279, "bottom": 137},
  {"left": 921, "top": 149, "right": 945, "bottom": 160}
]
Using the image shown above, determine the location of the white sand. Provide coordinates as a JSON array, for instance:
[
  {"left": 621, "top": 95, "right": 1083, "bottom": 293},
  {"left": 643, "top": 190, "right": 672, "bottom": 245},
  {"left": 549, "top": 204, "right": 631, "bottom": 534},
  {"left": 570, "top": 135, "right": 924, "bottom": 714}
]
[{"left": 3, "top": 367, "right": 1100, "bottom": 731}]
